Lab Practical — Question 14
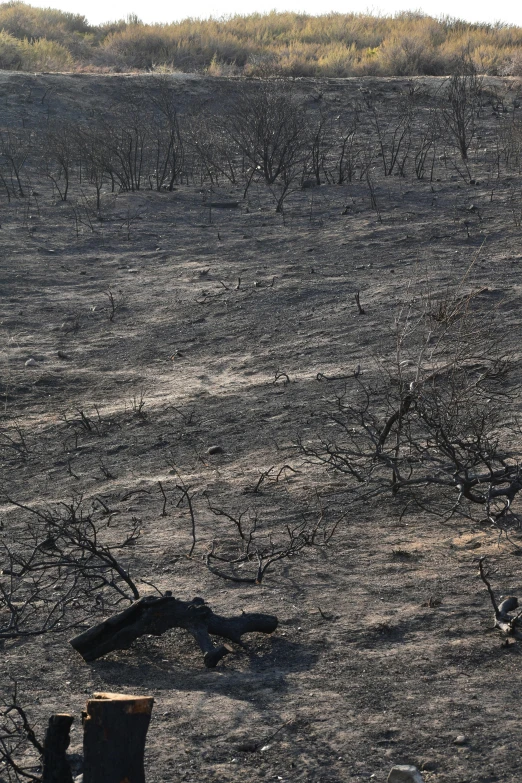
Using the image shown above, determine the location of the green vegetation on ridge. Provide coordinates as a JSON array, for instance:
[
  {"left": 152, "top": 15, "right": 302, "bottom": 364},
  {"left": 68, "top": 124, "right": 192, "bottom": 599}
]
[{"left": 0, "top": 1, "right": 522, "bottom": 75}]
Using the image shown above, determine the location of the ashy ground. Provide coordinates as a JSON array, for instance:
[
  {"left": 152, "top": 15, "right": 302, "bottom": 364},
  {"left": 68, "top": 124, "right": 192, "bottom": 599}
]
[{"left": 1, "top": 72, "right": 522, "bottom": 783}]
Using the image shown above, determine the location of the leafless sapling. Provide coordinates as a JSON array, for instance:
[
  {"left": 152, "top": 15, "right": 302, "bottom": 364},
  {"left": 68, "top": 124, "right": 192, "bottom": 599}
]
[{"left": 440, "top": 56, "right": 483, "bottom": 161}]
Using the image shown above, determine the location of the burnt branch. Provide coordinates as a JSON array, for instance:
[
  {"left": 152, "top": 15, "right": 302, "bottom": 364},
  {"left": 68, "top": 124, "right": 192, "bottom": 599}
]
[
  {"left": 0, "top": 684, "right": 42, "bottom": 782},
  {"left": 204, "top": 500, "right": 343, "bottom": 584},
  {"left": 173, "top": 473, "right": 197, "bottom": 556},
  {"left": 478, "top": 557, "right": 522, "bottom": 639},
  {"left": 1, "top": 495, "right": 143, "bottom": 640},
  {"left": 299, "top": 278, "right": 519, "bottom": 530}
]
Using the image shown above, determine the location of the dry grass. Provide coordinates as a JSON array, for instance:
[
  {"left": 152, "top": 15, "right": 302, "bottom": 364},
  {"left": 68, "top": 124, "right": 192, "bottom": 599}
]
[{"left": 0, "top": 3, "right": 522, "bottom": 75}]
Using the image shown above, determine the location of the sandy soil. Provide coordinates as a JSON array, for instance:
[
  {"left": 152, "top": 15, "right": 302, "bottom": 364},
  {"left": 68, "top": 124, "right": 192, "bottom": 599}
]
[{"left": 2, "top": 72, "right": 522, "bottom": 783}]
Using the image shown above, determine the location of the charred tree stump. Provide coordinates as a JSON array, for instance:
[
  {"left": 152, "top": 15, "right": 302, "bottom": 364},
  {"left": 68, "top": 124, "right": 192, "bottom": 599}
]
[
  {"left": 70, "top": 595, "right": 278, "bottom": 667},
  {"left": 42, "top": 714, "right": 74, "bottom": 783},
  {"left": 83, "top": 693, "right": 153, "bottom": 783}
]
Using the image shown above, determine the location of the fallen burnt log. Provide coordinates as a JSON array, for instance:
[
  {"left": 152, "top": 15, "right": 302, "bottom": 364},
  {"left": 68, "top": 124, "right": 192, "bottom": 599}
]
[{"left": 70, "top": 595, "right": 278, "bottom": 667}]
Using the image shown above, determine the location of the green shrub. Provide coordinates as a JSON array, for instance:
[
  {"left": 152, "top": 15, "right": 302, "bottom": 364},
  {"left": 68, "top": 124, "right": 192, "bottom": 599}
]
[
  {"left": 0, "top": 1, "right": 91, "bottom": 42},
  {"left": 20, "top": 36, "right": 74, "bottom": 70},
  {"left": 0, "top": 6, "right": 521, "bottom": 75},
  {"left": 0, "top": 28, "right": 24, "bottom": 69}
]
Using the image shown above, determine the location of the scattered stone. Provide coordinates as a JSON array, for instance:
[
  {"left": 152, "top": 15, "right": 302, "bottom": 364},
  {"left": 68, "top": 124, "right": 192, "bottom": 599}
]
[
  {"left": 387, "top": 765, "right": 423, "bottom": 783},
  {"left": 207, "top": 445, "right": 224, "bottom": 455},
  {"left": 453, "top": 735, "right": 467, "bottom": 746},
  {"left": 235, "top": 740, "right": 258, "bottom": 752},
  {"left": 57, "top": 350, "right": 70, "bottom": 360},
  {"left": 25, "top": 358, "right": 37, "bottom": 367},
  {"left": 421, "top": 760, "right": 438, "bottom": 772}
]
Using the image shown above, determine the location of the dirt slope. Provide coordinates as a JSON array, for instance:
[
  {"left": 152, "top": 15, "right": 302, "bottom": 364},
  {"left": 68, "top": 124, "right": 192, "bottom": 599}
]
[{"left": 1, "top": 73, "right": 522, "bottom": 783}]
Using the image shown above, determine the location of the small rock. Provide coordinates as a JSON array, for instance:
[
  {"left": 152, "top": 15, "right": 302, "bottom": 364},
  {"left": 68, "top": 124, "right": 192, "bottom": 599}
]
[
  {"left": 236, "top": 741, "right": 258, "bottom": 752},
  {"left": 387, "top": 765, "right": 423, "bottom": 783},
  {"left": 57, "top": 350, "right": 70, "bottom": 360},
  {"left": 25, "top": 358, "right": 37, "bottom": 367},
  {"left": 206, "top": 445, "right": 224, "bottom": 455},
  {"left": 453, "top": 735, "right": 467, "bottom": 746},
  {"left": 421, "top": 760, "right": 438, "bottom": 772}
]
